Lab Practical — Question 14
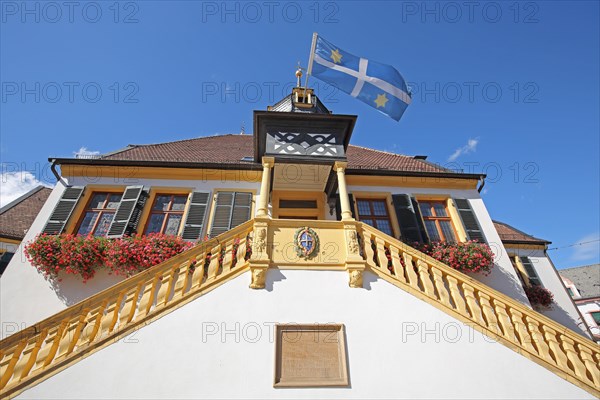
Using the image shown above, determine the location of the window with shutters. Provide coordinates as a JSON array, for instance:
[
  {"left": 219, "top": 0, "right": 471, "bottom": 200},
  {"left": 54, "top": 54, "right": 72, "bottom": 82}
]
[
  {"left": 209, "top": 191, "right": 253, "bottom": 237},
  {"left": 417, "top": 201, "right": 457, "bottom": 243},
  {"left": 76, "top": 192, "right": 123, "bottom": 237},
  {"left": 509, "top": 256, "right": 543, "bottom": 287},
  {"left": 356, "top": 199, "right": 394, "bottom": 236},
  {"left": 144, "top": 194, "right": 188, "bottom": 235}
]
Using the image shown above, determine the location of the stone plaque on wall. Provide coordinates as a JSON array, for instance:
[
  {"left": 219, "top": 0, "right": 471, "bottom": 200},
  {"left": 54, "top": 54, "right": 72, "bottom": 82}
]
[{"left": 274, "top": 324, "right": 349, "bottom": 387}]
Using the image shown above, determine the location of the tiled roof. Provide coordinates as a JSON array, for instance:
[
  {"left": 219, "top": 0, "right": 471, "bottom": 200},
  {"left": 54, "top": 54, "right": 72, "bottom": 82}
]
[
  {"left": 560, "top": 264, "right": 600, "bottom": 299},
  {"left": 493, "top": 220, "right": 551, "bottom": 245},
  {"left": 0, "top": 186, "right": 52, "bottom": 241},
  {"left": 101, "top": 134, "right": 450, "bottom": 174}
]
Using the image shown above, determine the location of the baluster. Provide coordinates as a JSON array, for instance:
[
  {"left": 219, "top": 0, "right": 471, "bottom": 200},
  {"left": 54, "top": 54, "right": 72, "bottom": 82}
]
[
  {"left": 416, "top": 260, "right": 436, "bottom": 298},
  {"left": 374, "top": 238, "right": 388, "bottom": 273},
  {"left": 222, "top": 241, "right": 234, "bottom": 273},
  {"left": 236, "top": 235, "right": 248, "bottom": 267},
  {"left": 430, "top": 267, "right": 451, "bottom": 308},
  {"left": 492, "top": 299, "right": 516, "bottom": 342},
  {"left": 542, "top": 326, "right": 570, "bottom": 371},
  {"left": 462, "top": 283, "right": 485, "bottom": 325},
  {"left": 477, "top": 293, "right": 500, "bottom": 335},
  {"left": 577, "top": 344, "right": 600, "bottom": 386},
  {"left": 507, "top": 308, "right": 536, "bottom": 354},
  {"left": 55, "top": 313, "right": 87, "bottom": 362},
  {"left": 30, "top": 321, "right": 67, "bottom": 374},
  {"left": 13, "top": 329, "right": 47, "bottom": 382},
  {"left": 446, "top": 275, "right": 468, "bottom": 317},
  {"left": 172, "top": 262, "right": 191, "bottom": 300},
  {"left": 119, "top": 284, "right": 143, "bottom": 328},
  {"left": 136, "top": 275, "right": 159, "bottom": 321},
  {"left": 0, "top": 340, "right": 27, "bottom": 389},
  {"left": 402, "top": 253, "right": 420, "bottom": 290},
  {"left": 560, "top": 335, "right": 591, "bottom": 383},
  {"left": 363, "top": 234, "right": 376, "bottom": 268},
  {"left": 77, "top": 304, "right": 105, "bottom": 346},
  {"left": 524, "top": 316, "right": 553, "bottom": 362},
  {"left": 190, "top": 252, "right": 208, "bottom": 290},
  {"left": 156, "top": 266, "right": 177, "bottom": 307},
  {"left": 389, "top": 245, "right": 404, "bottom": 282},
  {"left": 96, "top": 292, "right": 124, "bottom": 341},
  {"left": 207, "top": 243, "right": 221, "bottom": 280}
]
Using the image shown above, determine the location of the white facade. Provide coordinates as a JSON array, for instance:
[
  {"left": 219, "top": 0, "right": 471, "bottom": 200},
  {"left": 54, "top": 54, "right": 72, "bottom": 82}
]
[
  {"left": 16, "top": 270, "right": 593, "bottom": 400},
  {"left": 504, "top": 245, "right": 590, "bottom": 336}
]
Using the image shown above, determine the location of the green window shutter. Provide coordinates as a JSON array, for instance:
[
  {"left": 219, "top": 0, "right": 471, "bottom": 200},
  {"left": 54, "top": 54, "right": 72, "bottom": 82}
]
[
  {"left": 520, "top": 256, "right": 542, "bottom": 286},
  {"left": 181, "top": 192, "right": 211, "bottom": 241},
  {"left": 209, "top": 192, "right": 253, "bottom": 238},
  {"left": 334, "top": 193, "right": 356, "bottom": 220},
  {"left": 391, "top": 194, "right": 427, "bottom": 243},
  {"left": 42, "top": 186, "right": 84, "bottom": 235},
  {"left": 454, "top": 198, "right": 487, "bottom": 243},
  {"left": 107, "top": 186, "right": 146, "bottom": 238}
]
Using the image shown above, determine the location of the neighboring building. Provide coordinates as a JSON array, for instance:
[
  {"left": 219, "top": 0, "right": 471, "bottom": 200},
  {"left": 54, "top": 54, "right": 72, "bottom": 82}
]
[
  {"left": 0, "top": 186, "right": 52, "bottom": 275},
  {"left": 561, "top": 264, "right": 600, "bottom": 343},
  {"left": 0, "top": 87, "right": 598, "bottom": 399},
  {"left": 493, "top": 220, "right": 592, "bottom": 335}
]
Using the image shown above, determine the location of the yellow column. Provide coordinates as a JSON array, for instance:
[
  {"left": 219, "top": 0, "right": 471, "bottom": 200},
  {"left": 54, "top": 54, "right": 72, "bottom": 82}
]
[
  {"left": 334, "top": 161, "right": 353, "bottom": 221},
  {"left": 256, "top": 157, "right": 274, "bottom": 218}
]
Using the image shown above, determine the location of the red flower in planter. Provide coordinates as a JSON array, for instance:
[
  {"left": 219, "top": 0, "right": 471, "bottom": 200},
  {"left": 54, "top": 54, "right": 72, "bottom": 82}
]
[
  {"left": 412, "top": 240, "right": 495, "bottom": 275},
  {"left": 524, "top": 285, "right": 554, "bottom": 307},
  {"left": 25, "top": 233, "right": 193, "bottom": 282}
]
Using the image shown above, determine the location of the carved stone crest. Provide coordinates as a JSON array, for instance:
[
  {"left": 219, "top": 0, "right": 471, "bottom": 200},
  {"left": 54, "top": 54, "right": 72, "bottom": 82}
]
[
  {"left": 255, "top": 228, "right": 267, "bottom": 254},
  {"left": 294, "top": 226, "right": 319, "bottom": 259}
]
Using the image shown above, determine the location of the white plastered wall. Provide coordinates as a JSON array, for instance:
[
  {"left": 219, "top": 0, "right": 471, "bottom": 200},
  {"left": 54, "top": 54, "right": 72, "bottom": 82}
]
[
  {"left": 348, "top": 184, "right": 530, "bottom": 305},
  {"left": 17, "top": 270, "right": 593, "bottom": 400},
  {"left": 503, "top": 245, "right": 589, "bottom": 336},
  {"left": 0, "top": 175, "right": 260, "bottom": 336}
]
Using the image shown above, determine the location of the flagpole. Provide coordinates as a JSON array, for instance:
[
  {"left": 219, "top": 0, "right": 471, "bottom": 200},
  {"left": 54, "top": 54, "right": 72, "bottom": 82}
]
[{"left": 303, "top": 32, "right": 318, "bottom": 103}]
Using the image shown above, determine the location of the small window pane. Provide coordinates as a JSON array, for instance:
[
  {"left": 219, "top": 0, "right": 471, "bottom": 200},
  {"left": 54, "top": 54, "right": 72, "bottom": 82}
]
[
  {"left": 78, "top": 212, "right": 99, "bottom": 236},
  {"left": 153, "top": 195, "right": 172, "bottom": 211},
  {"left": 94, "top": 213, "right": 114, "bottom": 237},
  {"left": 424, "top": 220, "right": 441, "bottom": 241},
  {"left": 376, "top": 220, "right": 393, "bottom": 236},
  {"left": 171, "top": 195, "right": 187, "bottom": 211},
  {"left": 362, "top": 219, "right": 375, "bottom": 228},
  {"left": 591, "top": 312, "right": 600, "bottom": 325},
  {"left": 89, "top": 193, "right": 108, "bottom": 209},
  {"left": 372, "top": 200, "right": 388, "bottom": 216},
  {"left": 106, "top": 194, "right": 122, "bottom": 209},
  {"left": 439, "top": 221, "right": 456, "bottom": 242},
  {"left": 164, "top": 214, "right": 182, "bottom": 235},
  {"left": 433, "top": 203, "right": 447, "bottom": 217},
  {"left": 146, "top": 214, "right": 165, "bottom": 234},
  {"left": 419, "top": 203, "right": 432, "bottom": 216},
  {"left": 357, "top": 200, "right": 370, "bottom": 216}
]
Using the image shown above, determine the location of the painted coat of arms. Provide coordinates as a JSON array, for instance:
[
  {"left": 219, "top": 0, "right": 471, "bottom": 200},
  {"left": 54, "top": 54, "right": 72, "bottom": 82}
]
[{"left": 294, "top": 226, "right": 319, "bottom": 259}]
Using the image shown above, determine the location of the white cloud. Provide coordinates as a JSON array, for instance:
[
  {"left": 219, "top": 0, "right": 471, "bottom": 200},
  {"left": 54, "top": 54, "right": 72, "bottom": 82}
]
[
  {"left": 73, "top": 147, "right": 100, "bottom": 158},
  {"left": 448, "top": 138, "right": 479, "bottom": 162},
  {"left": 570, "top": 232, "right": 600, "bottom": 262},
  {"left": 0, "top": 171, "right": 51, "bottom": 208}
]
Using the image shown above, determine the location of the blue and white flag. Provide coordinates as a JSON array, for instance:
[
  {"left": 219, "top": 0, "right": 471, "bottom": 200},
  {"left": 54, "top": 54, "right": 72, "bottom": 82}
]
[{"left": 310, "top": 35, "right": 411, "bottom": 121}]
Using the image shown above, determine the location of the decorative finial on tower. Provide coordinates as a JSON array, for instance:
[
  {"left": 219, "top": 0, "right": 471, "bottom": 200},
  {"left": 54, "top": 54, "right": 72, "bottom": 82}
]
[
  {"left": 296, "top": 62, "right": 303, "bottom": 88},
  {"left": 240, "top": 121, "right": 245, "bottom": 135}
]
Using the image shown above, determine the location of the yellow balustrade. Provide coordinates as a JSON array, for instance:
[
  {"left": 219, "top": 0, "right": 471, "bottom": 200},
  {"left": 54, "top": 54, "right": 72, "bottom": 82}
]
[
  {"left": 1, "top": 219, "right": 599, "bottom": 398},
  {"left": 358, "top": 223, "right": 600, "bottom": 397},
  {"left": 0, "top": 220, "right": 254, "bottom": 399}
]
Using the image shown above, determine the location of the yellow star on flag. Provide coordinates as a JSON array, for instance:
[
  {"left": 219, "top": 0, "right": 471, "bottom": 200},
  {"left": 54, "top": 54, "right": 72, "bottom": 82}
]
[
  {"left": 374, "top": 93, "right": 389, "bottom": 108},
  {"left": 331, "top": 49, "right": 343, "bottom": 64}
]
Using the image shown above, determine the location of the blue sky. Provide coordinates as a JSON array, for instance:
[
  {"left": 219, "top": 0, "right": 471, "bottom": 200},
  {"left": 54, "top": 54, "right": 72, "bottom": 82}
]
[{"left": 1, "top": 1, "right": 598, "bottom": 268}]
